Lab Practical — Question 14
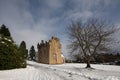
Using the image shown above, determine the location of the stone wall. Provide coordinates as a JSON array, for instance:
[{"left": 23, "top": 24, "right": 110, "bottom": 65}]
[
  {"left": 37, "top": 37, "right": 65, "bottom": 64},
  {"left": 37, "top": 40, "right": 49, "bottom": 64}
]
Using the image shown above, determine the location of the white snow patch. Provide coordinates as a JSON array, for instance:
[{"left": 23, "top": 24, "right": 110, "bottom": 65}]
[
  {"left": 1, "top": 41, "right": 5, "bottom": 44},
  {"left": 105, "top": 76, "right": 119, "bottom": 80},
  {"left": 8, "top": 39, "right": 12, "bottom": 42},
  {"left": 61, "top": 54, "right": 64, "bottom": 57}
]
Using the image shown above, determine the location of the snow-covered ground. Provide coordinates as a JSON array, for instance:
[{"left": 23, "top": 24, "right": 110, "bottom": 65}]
[{"left": 0, "top": 61, "right": 120, "bottom": 80}]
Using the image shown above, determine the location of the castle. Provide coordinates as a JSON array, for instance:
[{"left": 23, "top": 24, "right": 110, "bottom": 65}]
[{"left": 37, "top": 36, "right": 65, "bottom": 64}]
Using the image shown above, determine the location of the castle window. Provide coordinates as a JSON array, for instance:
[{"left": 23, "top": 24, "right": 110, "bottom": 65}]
[{"left": 53, "top": 54, "right": 57, "bottom": 60}]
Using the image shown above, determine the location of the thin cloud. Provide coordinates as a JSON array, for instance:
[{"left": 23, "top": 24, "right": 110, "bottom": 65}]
[{"left": 0, "top": 0, "right": 120, "bottom": 58}]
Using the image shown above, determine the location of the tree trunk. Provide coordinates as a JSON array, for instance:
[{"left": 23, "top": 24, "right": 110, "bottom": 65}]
[
  {"left": 86, "top": 60, "right": 91, "bottom": 68},
  {"left": 84, "top": 56, "right": 91, "bottom": 68}
]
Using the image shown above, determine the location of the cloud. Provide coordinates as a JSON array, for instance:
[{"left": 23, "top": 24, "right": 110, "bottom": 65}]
[
  {"left": 44, "top": 0, "right": 64, "bottom": 10},
  {"left": 0, "top": 0, "right": 120, "bottom": 58},
  {"left": 0, "top": 0, "right": 55, "bottom": 50},
  {"left": 103, "top": 0, "right": 119, "bottom": 6}
]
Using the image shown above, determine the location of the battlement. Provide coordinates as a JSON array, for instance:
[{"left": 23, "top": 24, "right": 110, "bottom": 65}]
[
  {"left": 51, "top": 36, "right": 60, "bottom": 41},
  {"left": 37, "top": 36, "right": 65, "bottom": 64},
  {"left": 37, "top": 37, "right": 60, "bottom": 49},
  {"left": 40, "top": 40, "right": 49, "bottom": 47}
]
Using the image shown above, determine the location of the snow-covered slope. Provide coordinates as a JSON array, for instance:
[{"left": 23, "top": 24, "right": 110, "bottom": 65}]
[{"left": 0, "top": 61, "right": 120, "bottom": 80}]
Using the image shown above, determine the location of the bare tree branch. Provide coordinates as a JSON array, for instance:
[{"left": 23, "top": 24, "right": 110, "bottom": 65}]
[{"left": 67, "top": 18, "right": 119, "bottom": 68}]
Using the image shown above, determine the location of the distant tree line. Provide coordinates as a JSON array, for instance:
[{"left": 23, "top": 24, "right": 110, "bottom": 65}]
[
  {"left": 71, "top": 53, "right": 120, "bottom": 63},
  {"left": 94, "top": 53, "right": 120, "bottom": 63}
]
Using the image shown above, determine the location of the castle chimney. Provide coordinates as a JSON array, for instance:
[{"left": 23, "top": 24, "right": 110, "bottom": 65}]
[
  {"left": 52, "top": 36, "right": 54, "bottom": 39},
  {"left": 37, "top": 43, "right": 40, "bottom": 49},
  {"left": 41, "top": 40, "right": 44, "bottom": 44}
]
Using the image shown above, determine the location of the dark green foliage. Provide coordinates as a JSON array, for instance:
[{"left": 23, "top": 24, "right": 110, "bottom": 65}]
[
  {"left": 0, "top": 35, "right": 21, "bottom": 70},
  {"left": 0, "top": 24, "right": 11, "bottom": 37},
  {"left": 94, "top": 53, "right": 120, "bottom": 63},
  {"left": 18, "top": 41, "right": 28, "bottom": 68},
  {"left": 29, "top": 45, "right": 36, "bottom": 61},
  {"left": 19, "top": 41, "right": 28, "bottom": 59},
  {"left": 0, "top": 25, "right": 27, "bottom": 70}
]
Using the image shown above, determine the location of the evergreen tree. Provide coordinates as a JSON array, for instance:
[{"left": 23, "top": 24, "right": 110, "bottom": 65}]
[
  {"left": 29, "top": 45, "right": 36, "bottom": 61},
  {"left": 19, "top": 41, "right": 28, "bottom": 59},
  {"left": 0, "top": 24, "right": 11, "bottom": 37},
  {"left": 18, "top": 41, "right": 28, "bottom": 67},
  {"left": 0, "top": 25, "right": 27, "bottom": 70},
  {"left": 0, "top": 34, "right": 21, "bottom": 69}
]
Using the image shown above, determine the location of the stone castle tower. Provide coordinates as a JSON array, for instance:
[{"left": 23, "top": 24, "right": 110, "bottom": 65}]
[{"left": 37, "top": 36, "right": 65, "bottom": 64}]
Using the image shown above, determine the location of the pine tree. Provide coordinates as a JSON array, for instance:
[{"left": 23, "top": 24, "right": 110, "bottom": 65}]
[
  {"left": 29, "top": 45, "right": 36, "bottom": 61},
  {"left": 18, "top": 41, "right": 28, "bottom": 67},
  {"left": 19, "top": 41, "right": 28, "bottom": 59},
  {"left": 0, "top": 34, "right": 21, "bottom": 69},
  {"left": 0, "top": 24, "right": 11, "bottom": 37},
  {"left": 0, "top": 25, "right": 27, "bottom": 70}
]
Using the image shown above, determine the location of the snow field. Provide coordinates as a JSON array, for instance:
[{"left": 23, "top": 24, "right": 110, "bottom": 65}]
[{"left": 0, "top": 61, "right": 120, "bottom": 80}]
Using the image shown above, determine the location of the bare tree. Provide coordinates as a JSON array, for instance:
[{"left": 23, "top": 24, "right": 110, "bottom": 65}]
[{"left": 67, "top": 19, "right": 119, "bottom": 68}]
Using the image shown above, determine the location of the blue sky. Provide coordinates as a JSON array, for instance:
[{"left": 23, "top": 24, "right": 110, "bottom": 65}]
[{"left": 0, "top": 0, "right": 120, "bottom": 58}]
